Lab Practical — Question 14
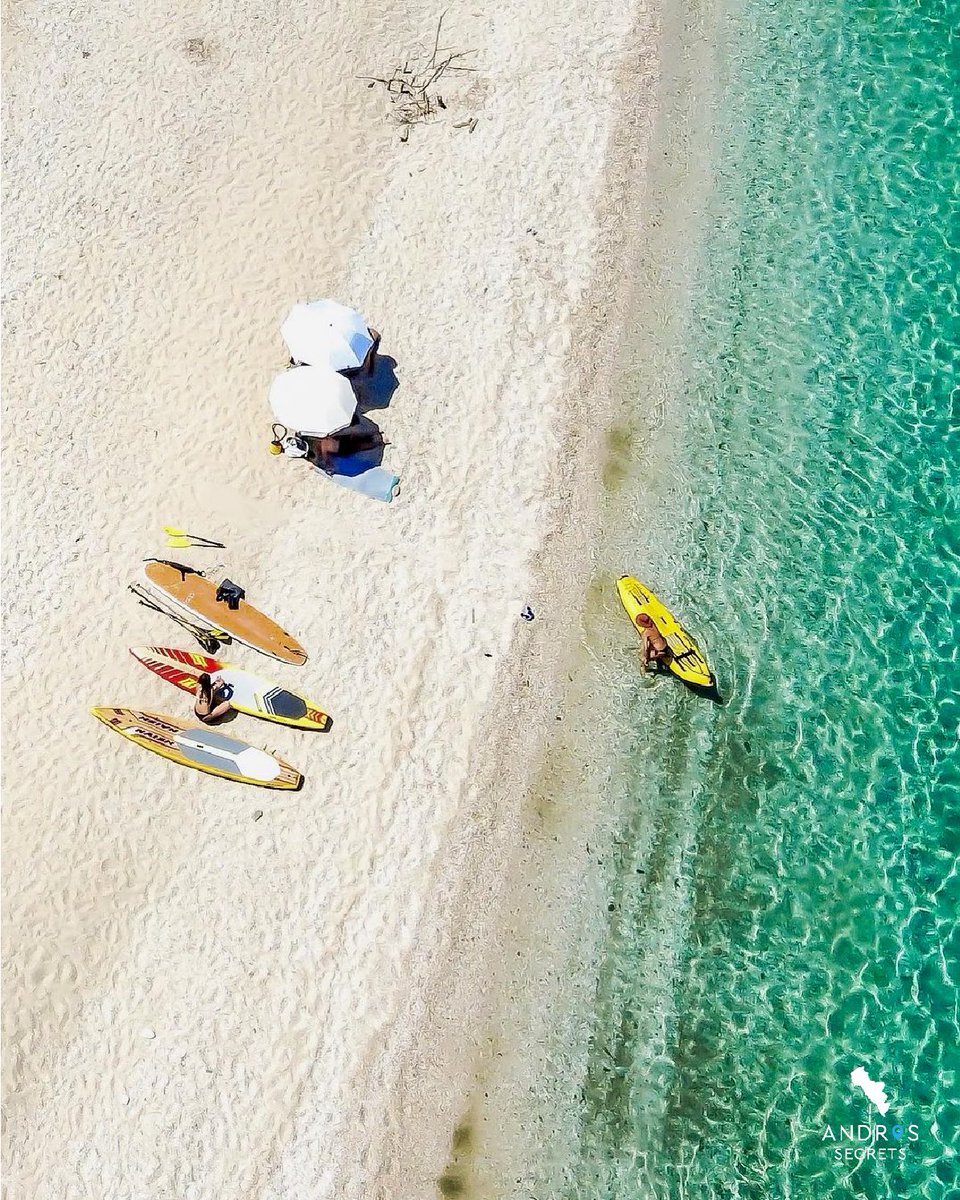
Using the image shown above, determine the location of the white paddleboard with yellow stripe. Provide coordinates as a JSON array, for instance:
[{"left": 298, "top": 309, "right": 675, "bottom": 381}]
[{"left": 129, "top": 647, "right": 331, "bottom": 731}]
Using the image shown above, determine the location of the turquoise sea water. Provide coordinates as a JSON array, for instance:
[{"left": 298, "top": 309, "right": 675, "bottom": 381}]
[{"left": 561, "top": 0, "right": 959, "bottom": 1196}]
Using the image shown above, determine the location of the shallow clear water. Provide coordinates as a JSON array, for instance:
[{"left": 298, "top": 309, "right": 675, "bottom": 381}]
[{"left": 563, "top": 0, "right": 960, "bottom": 1195}]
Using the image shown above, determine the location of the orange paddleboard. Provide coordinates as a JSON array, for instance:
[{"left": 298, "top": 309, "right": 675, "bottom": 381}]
[{"left": 143, "top": 561, "right": 307, "bottom": 666}]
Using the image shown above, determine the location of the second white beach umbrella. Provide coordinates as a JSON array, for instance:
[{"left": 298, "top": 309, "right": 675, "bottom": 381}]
[
  {"left": 281, "top": 299, "right": 374, "bottom": 371},
  {"left": 269, "top": 366, "right": 357, "bottom": 436}
]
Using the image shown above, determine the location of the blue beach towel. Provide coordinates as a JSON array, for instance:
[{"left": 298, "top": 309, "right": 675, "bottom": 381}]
[{"left": 315, "top": 451, "right": 400, "bottom": 503}]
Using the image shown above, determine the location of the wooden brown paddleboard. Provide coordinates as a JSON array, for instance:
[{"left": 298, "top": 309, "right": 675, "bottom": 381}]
[{"left": 142, "top": 561, "right": 307, "bottom": 666}]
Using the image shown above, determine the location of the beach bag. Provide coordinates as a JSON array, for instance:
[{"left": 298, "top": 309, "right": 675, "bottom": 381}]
[{"left": 215, "top": 579, "right": 245, "bottom": 610}]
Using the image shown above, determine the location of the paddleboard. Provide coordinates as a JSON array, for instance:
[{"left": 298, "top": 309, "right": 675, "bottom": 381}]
[
  {"left": 617, "top": 576, "right": 720, "bottom": 699},
  {"left": 142, "top": 561, "right": 307, "bottom": 666},
  {"left": 129, "top": 646, "right": 331, "bottom": 731},
  {"left": 90, "top": 707, "right": 303, "bottom": 789}
]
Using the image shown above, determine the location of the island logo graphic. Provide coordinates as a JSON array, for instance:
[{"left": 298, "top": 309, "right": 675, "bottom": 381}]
[
  {"left": 820, "top": 1064, "right": 919, "bottom": 1162},
  {"left": 850, "top": 1066, "right": 890, "bottom": 1115}
]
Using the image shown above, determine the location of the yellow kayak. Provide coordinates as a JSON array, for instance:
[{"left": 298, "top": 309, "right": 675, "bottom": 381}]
[{"left": 617, "top": 576, "right": 719, "bottom": 697}]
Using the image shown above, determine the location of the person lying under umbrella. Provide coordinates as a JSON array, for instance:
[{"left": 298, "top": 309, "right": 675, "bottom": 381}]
[
  {"left": 270, "top": 423, "right": 385, "bottom": 473},
  {"left": 309, "top": 424, "right": 385, "bottom": 473}
]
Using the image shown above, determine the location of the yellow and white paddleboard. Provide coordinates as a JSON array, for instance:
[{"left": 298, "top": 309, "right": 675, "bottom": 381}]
[
  {"left": 91, "top": 707, "right": 303, "bottom": 789},
  {"left": 617, "top": 576, "right": 718, "bottom": 697},
  {"left": 129, "top": 647, "right": 331, "bottom": 731}
]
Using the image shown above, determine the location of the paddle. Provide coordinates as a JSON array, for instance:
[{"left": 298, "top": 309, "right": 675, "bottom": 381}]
[
  {"left": 162, "top": 526, "right": 225, "bottom": 549},
  {"left": 129, "top": 583, "right": 231, "bottom": 654}
]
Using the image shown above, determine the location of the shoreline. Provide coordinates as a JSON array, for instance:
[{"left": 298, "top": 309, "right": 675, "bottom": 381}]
[
  {"left": 5, "top": 1, "right": 661, "bottom": 1197},
  {"left": 243, "top": 0, "right": 666, "bottom": 1192},
  {"left": 367, "top": 7, "right": 670, "bottom": 1195},
  {"left": 401, "top": 0, "right": 740, "bottom": 1191}
]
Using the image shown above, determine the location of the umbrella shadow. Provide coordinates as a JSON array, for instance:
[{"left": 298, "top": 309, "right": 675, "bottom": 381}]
[
  {"left": 352, "top": 355, "right": 399, "bottom": 413},
  {"left": 328, "top": 414, "right": 387, "bottom": 475}
]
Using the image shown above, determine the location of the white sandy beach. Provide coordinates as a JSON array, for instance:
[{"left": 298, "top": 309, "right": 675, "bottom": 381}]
[{"left": 2, "top": 0, "right": 659, "bottom": 1195}]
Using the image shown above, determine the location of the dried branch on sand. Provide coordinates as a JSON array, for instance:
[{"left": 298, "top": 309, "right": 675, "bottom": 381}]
[{"left": 360, "top": 12, "right": 476, "bottom": 139}]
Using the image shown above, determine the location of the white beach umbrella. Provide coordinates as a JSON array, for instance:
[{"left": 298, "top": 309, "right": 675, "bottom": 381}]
[
  {"left": 269, "top": 366, "right": 357, "bottom": 436},
  {"left": 280, "top": 299, "right": 374, "bottom": 371}
]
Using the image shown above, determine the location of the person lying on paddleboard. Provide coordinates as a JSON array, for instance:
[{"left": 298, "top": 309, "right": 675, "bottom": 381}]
[
  {"left": 194, "top": 673, "right": 233, "bottom": 724},
  {"left": 636, "top": 613, "right": 673, "bottom": 673}
]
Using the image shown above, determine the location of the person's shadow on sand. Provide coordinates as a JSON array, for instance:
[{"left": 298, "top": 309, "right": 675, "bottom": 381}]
[
  {"left": 198, "top": 706, "right": 241, "bottom": 727},
  {"left": 353, "top": 354, "right": 399, "bottom": 413}
]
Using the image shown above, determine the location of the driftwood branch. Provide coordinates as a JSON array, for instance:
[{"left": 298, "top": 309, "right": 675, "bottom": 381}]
[{"left": 359, "top": 13, "right": 476, "bottom": 138}]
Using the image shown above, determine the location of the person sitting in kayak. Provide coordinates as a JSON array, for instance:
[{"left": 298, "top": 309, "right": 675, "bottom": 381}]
[
  {"left": 636, "top": 613, "right": 673, "bottom": 672},
  {"left": 194, "top": 673, "right": 233, "bottom": 724}
]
